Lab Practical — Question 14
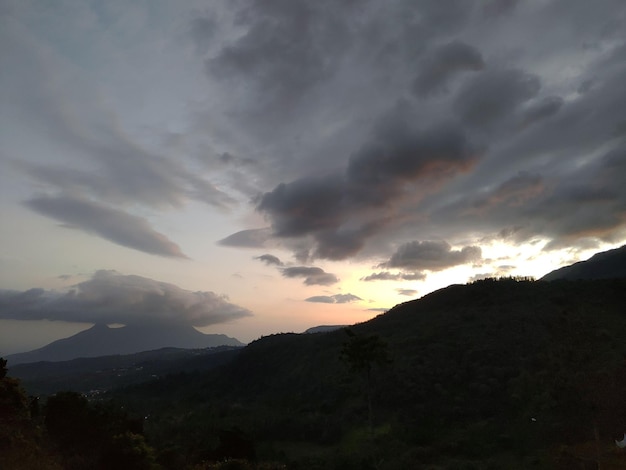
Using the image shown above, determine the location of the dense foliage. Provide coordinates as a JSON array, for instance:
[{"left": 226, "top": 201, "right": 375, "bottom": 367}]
[{"left": 4, "top": 279, "right": 626, "bottom": 468}]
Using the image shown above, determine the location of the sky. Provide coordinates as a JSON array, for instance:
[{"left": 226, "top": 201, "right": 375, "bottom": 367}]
[{"left": 1, "top": 0, "right": 626, "bottom": 355}]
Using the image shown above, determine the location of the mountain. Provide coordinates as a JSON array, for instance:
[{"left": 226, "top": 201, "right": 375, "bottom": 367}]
[
  {"left": 111, "top": 278, "right": 626, "bottom": 469},
  {"left": 6, "top": 323, "right": 244, "bottom": 365},
  {"left": 541, "top": 244, "right": 626, "bottom": 281}
]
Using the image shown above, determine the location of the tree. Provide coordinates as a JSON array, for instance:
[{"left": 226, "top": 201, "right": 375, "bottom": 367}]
[{"left": 340, "top": 329, "right": 390, "bottom": 433}]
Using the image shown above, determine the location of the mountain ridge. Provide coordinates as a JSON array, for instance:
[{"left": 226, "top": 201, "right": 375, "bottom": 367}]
[{"left": 7, "top": 323, "right": 243, "bottom": 365}]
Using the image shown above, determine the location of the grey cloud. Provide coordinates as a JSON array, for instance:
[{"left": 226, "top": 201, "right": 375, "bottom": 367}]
[
  {"left": 305, "top": 293, "right": 362, "bottom": 304},
  {"left": 482, "top": 0, "right": 519, "bottom": 17},
  {"left": 25, "top": 195, "right": 188, "bottom": 258},
  {"left": 0, "top": 270, "right": 252, "bottom": 327},
  {"left": 396, "top": 288, "right": 418, "bottom": 296},
  {"left": 258, "top": 108, "right": 479, "bottom": 261},
  {"left": 384, "top": 240, "right": 482, "bottom": 271},
  {"left": 255, "top": 254, "right": 283, "bottom": 266},
  {"left": 218, "top": 228, "right": 272, "bottom": 248},
  {"left": 3, "top": 27, "right": 235, "bottom": 213},
  {"left": 313, "top": 222, "right": 386, "bottom": 260},
  {"left": 281, "top": 266, "right": 339, "bottom": 286},
  {"left": 346, "top": 118, "right": 478, "bottom": 203},
  {"left": 467, "top": 173, "right": 545, "bottom": 214},
  {"left": 454, "top": 68, "right": 541, "bottom": 128},
  {"left": 20, "top": 120, "right": 235, "bottom": 212},
  {"left": 207, "top": 0, "right": 353, "bottom": 120},
  {"left": 361, "top": 271, "right": 426, "bottom": 282},
  {"left": 189, "top": 16, "right": 216, "bottom": 56},
  {"left": 413, "top": 41, "right": 484, "bottom": 96},
  {"left": 258, "top": 175, "right": 345, "bottom": 237},
  {"left": 520, "top": 96, "right": 564, "bottom": 128}
]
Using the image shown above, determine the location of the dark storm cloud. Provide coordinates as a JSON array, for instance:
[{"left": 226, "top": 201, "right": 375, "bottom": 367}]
[
  {"left": 25, "top": 195, "right": 188, "bottom": 258},
  {"left": 257, "top": 106, "right": 479, "bottom": 260},
  {"left": 258, "top": 175, "right": 345, "bottom": 237},
  {"left": 467, "top": 173, "right": 545, "bottom": 215},
  {"left": 346, "top": 117, "right": 478, "bottom": 203},
  {"left": 255, "top": 254, "right": 283, "bottom": 266},
  {"left": 413, "top": 41, "right": 484, "bottom": 96},
  {"left": 361, "top": 271, "right": 426, "bottom": 282},
  {"left": 0, "top": 270, "right": 252, "bottom": 327},
  {"left": 305, "top": 293, "right": 362, "bottom": 304},
  {"left": 520, "top": 96, "right": 564, "bottom": 128},
  {"left": 207, "top": 0, "right": 354, "bottom": 118},
  {"left": 454, "top": 68, "right": 541, "bottom": 128},
  {"left": 482, "top": 0, "right": 519, "bottom": 17},
  {"left": 189, "top": 16, "right": 216, "bottom": 55},
  {"left": 383, "top": 240, "right": 482, "bottom": 271},
  {"left": 280, "top": 266, "right": 339, "bottom": 286}
]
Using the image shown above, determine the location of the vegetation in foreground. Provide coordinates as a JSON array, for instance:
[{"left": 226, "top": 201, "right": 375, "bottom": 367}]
[{"left": 3, "top": 278, "right": 626, "bottom": 469}]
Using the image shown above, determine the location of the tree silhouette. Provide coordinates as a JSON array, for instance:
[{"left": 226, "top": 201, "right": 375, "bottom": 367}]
[{"left": 340, "top": 329, "right": 390, "bottom": 433}]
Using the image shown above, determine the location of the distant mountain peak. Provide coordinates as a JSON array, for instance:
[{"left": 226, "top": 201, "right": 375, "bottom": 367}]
[{"left": 7, "top": 323, "right": 244, "bottom": 365}]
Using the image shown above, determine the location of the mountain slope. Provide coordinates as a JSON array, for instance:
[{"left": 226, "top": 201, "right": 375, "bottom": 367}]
[
  {"left": 7, "top": 323, "right": 243, "bottom": 365},
  {"left": 9, "top": 346, "right": 241, "bottom": 395},
  {"left": 113, "top": 278, "right": 626, "bottom": 469},
  {"left": 541, "top": 244, "right": 626, "bottom": 281}
]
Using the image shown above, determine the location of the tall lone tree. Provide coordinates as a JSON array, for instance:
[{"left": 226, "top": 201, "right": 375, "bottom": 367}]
[{"left": 340, "top": 329, "right": 390, "bottom": 434}]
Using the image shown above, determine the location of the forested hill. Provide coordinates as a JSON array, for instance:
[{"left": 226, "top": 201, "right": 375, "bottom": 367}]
[{"left": 113, "top": 278, "right": 626, "bottom": 469}]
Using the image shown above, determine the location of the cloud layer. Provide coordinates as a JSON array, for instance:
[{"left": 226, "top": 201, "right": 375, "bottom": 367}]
[
  {"left": 281, "top": 267, "right": 339, "bottom": 286},
  {"left": 305, "top": 293, "right": 362, "bottom": 304},
  {"left": 0, "top": 271, "right": 252, "bottom": 327},
  {"left": 26, "top": 195, "right": 187, "bottom": 258}
]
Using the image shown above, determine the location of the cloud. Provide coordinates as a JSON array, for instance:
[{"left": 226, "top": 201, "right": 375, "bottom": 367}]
[
  {"left": 280, "top": 266, "right": 339, "bottom": 286},
  {"left": 188, "top": 16, "right": 216, "bottom": 56},
  {"left": 482, "top": 0, "right": 519, "bottom": 17},
  {"left": 383, "top": 240, "right": 482, "bottom": 271},
  {"left": 25, "top": 195, "right": 188, "bottom": 258},
  {"left": 305, "top": 293, "right": 362, "bottom": 304},
  {"left": 258, "top": 107, "right": 480, "bottom": 260},
  {"left": 361, "top": 271, "right": 426, "bottom": 282},
  {"left": 254, "top": 254, "right": 283, "bottom": 266},
  {"left": 3, "top": 0, "right": 626, "bottom": 287},
  {"left": 396, "top": 289, "right": 418, "bottom": 297},
  {"left": 206, "top": 1, "right": 355, "bottom": 123},
  {"left": 413, "top": 41, "right": 484, "bottom": 96},
  {"left": 466, "top": 173, "right": 545, "bottom": 215},
  {"left": 454, "top": 68, "right": 541, "bottom": 128},
  {"left": 218, "top": 229, "right": 272, "bottom": 248},
  {"left": 520, "top": 96, "right": 564, "bottom": 128},
  {"left": 0, "top": 270, "right": 252, "bottom": 327}
]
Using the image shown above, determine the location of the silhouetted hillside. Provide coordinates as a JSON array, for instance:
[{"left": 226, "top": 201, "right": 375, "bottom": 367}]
[
  {"left": 7, "top": 323, "right": 243, "bottom": 365},
  {"left": 9, "top": 346, "right": 241, "bottom": 396},
  {"left": 112, "top": 278, "right": 626, "bottom": 469},
  {"left": 542, "top": 244, "right": 626, "bottom": 281}
]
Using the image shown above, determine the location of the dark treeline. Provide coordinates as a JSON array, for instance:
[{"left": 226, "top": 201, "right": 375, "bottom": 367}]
[{"left": 3, "top": 279, "right": 626, "bottom": 469}]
